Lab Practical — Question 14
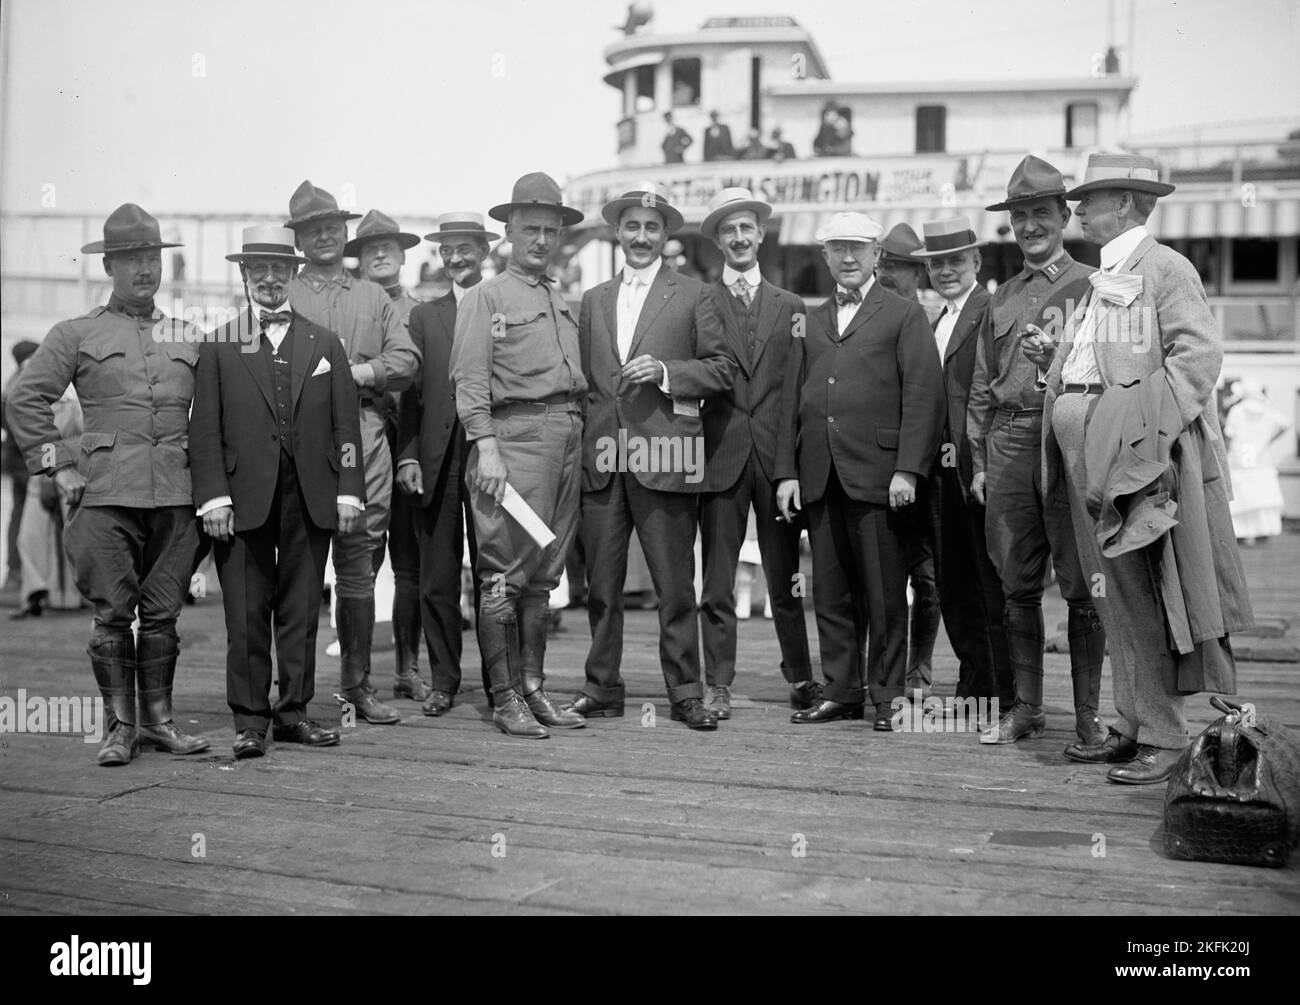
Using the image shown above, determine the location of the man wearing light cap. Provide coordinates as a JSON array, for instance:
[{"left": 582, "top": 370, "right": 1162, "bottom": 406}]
[
  {"left": 1023, "top": 153, "right": 1253, "bottom": 783},
  {"left": 776, "top": 211, "right": 944, "bottom": 731},
  {"left": 396, "top": 212, "right": 499, "bottom": 717},
  {"left": 7, "top": 203, "right": 210, "bottom": 765},
  {"left": 969, "top": 155, "right": 1106, "bottom": 748},
  {"left": 285, "top": 181, "right": 420, "bottom": 727},
  {"left": 915, "top": 216, "right": 1012, "bottom": 713},
  {"left": 696, "top": 187, "right": 814, "bottom": 718}
]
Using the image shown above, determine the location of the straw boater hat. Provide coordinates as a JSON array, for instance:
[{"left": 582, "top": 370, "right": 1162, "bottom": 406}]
[
  {"left": 489, "top": 172, "right": 584, "bottom": 227},
  {"left": 225, "top": 225, "right": 307, "bottom": 265},
  {"left": 986, "top": 155, "right": 1069, "bottom": 212},
  {"left": 814, "top": 211, "right": 883, "bottom": 244},
  {"left": 80, "top": 204, "right": 182, "bottom": 254},
  {"left": 914, "top": 215, "right": 985, "bottom": 257},
  {"left": 700, "top": 187, "right": 772, "bottom": 241},
  {"left": 423, "top": 211, "right": 500, "bottom": 244},
  {"left": 1064, "top": 153, "right": 1175, "bottom": 199},
  {"left": 283, "top": 180, "right": 361, "bottom": 229},
  {"left": 343, "top": 210, "right": 422, "bottom": 258},
  {"left": 877, "top": 223, "right": 925, "bottom": 264},
  {"left": 601, "top": 184, "right": 684, "bottom": 233}
]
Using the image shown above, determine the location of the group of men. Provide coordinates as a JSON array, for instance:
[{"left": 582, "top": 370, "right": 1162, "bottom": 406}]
[{"left": 5, "top": 150, "right": 1252, "bottom": 786}]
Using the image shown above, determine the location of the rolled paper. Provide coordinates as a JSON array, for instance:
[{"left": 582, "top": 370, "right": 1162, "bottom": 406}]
[{"left": 501, "top": 483, "right": 557, "bottom": 549}]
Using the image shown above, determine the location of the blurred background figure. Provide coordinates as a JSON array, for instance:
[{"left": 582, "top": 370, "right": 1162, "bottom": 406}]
[
  {"left": 769, "top": 126, "right": 796, "bottom": 161},
  {"left": 813, "top": 102, "right": 853, "bottom": 156},
  {"left": 1222, "top": 378, "right": 1291, "bottom": 544},
  {"left": 737, "top": 127, "right": 770, "bottom": 160},
  {"left": 662, "top": 112, "right": 693, "bottom": 163},
  {"left": 703, "top": 110, "right": 734, "bottom": 161},
  {"left": 2, "top": 339, "right": 40, "bottom": 600}
]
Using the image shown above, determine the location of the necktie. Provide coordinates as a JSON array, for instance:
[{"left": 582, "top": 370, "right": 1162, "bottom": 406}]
[
  {"left": 730, "top": 278, "right": 752, "bottom": 308},
  {"left": 1089, "top": 270, "right": 1143, "bottom": 308},
  {"left": 619, "top": 275, "right": 642, "bottom": 362},
  {"left": 259, "top": 310, "right": 291, "bottom": 330},
  {"left": 835, "top": 288, "right": 861, "bottom": 307}
]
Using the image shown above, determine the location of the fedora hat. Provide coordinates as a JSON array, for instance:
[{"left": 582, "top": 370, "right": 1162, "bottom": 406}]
[
  {"left": 343, "top": 209, "right": 422, "bottom": 258},
  {"left": 601, "top": 186, "right": 684, "bottom": 234},
  {"left": 878, "top": 223, "right": 925, "bottom": 264},
  {"left": 284, "top": 179, "right": 361, "bottom": 229},
  {"left": 914, "top": 215, "right": 984, "bottom": 257},
  {"left": 700, "top": 187, "right": 772, "bottom": 241},
  {"left": 814, "top": 211, "right": 883, "bottom": 244},
  {"left": 1065, "top": 153, "right": 1175, "bottom": 199},
  {"left": 489, "top": 172, "right": 583, "bottom": 227},
  {"left": 225, "top": 225, "right": 307, "bottom": 265},
  {"left": 986, "top": 155, "right": 1068, "bottom": 211},
  {"left": 423, "top": 211, "right": 500, "bottom": 244},
  {"left": 80, "top": 203, "right": 182, "bottom": 254}
]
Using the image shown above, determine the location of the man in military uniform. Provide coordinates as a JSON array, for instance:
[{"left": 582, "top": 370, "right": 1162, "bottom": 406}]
[
  {"left": 344, "top": 209, "right": 430, "bottom": 704},
  {"left": 968, "top": 156, "right": 1107, "bottom": 747},
  {"left": 6, "top": 204, "right": 210, "bottom": 765},
  {"left": 450, "top": 173, "right": 587, "bottom": 739},
  {"left": 285, "top": 182, "right": 420, "bottom": 726}
]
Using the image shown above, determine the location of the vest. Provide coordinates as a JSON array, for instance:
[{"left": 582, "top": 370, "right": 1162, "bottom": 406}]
[{"left": 260, "top": 329, "right": 295, "bottom": 458}]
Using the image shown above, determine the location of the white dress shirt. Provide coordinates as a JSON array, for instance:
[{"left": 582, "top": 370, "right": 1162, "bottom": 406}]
[
  {"left": 1061, "top": 225, "right": 1149, "bottom": 385},
  {"left": 934, "top": 281, "right": 975, "bottom": 363},
  {"left": 452, "top": 281, "right": 469, "bottom": 305},
  {"left": 616, "top": 257, "right": 671, "bottom": 393},
  {"left": 835, "top": 275, "right": 875, "bottom": 334},
  {"left": 722, "top": 263, "right": 762, "bottom": 304}
]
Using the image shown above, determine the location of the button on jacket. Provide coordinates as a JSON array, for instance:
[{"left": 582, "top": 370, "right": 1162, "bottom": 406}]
[{"left": 6, "top": 301, "right": 201, "bottom": 507}]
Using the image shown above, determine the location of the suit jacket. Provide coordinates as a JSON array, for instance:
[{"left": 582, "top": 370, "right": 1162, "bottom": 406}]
[
  {"left": 775, "top": 282, "right": 944, "bottom": 506},
  {"left": 934, "top": 285, "right": 990, "bottom": 494},
  {"left": 579, "top": 269, "right": 736, "bottom": 494},
  {"left": 703, "top": 123, "right": 734, "bottom": 161},
  {"left": 701, "top": 277, "right": 804, "bottom": 493},
  {"left": 190, "top": 310, "right": 364, "bottom": 533},
  {"left": 397, "top": 291, "right": 462, "bottom": 506}
]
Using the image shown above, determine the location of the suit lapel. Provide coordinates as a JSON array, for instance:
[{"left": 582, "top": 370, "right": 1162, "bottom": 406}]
[
  {"left": 816, "top": 298, "right": 839, "bottom": 343},
  {"left": 943, "top": 289, "right": 984, "bottom": 363},
  {"left": 750, "top": 281, "right": 779, "bottom": 371},
  {"left": 713, "top": 280, "right": 752, "bottom": 377},
  {"left": 628, "top": 270, "right": 674, "bottom": 360},
  {"left": 236, "top": 310, "right": 277, "bottom": 418},
  {"left": 602, "top": 278, "right": 620, "bottom": 363},
  {"left": 290, "top": 317, "right": 320, "bottom": 411},
  {"left": 839, "top": 281, "right": 885, "bottom": 341}
]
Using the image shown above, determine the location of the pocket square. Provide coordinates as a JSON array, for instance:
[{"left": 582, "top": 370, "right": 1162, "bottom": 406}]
[{"left": 311, "top": 358, "right": 331, "bottom": 377}]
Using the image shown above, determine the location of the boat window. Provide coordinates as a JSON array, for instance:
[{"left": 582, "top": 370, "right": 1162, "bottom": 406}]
[
  {"left": 635, "top": 65, "right": 656, "bottom": 112},
  {"left": 672, "top": 58, "right": 700, "bottom": 107},
  {"left": 1066, "top": 103, "right": 1099, "bottom": 148},
  {"left": 916, "top": 105, "right": 946, "bottom": 154},
  {"left": 1231, "top": 238, "right": 1280, "bottom": 283}
]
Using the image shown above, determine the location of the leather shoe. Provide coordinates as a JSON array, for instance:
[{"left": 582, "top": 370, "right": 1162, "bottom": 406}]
[
  {"left": 789, "top": 679, "right": 823, "bottom": 710},
  {"left": 233, "top": 729, "right": 266, "bottom": 759},
  {"left": 791, "top": 699, "right": 864, "bottom": 724},
  {"left": 1064, "top": 728, "right": 1138, "bottom": 764},
  {"left": 272, "top": 719, "right": 340, "bottom": 747},
  {"left": 394, "top": 671, "right": 433, "bottom": 702},
  {"left": 670, "top": 698, "right": 718, "bottom": 730},
  {"left": 1107, "top": 744, "right": 1184, "bottom": 785},
  {"left": 979, "top": 702, "right": 1046, "bottom": 745},
  {"left": 421, "top": 690, "right": 454, "bottom": 717},
  {"left": 338, "top": 688, "right": 401, "bottom": 725},
  {"left": 562, "top": 694, "right": 624, "bottom": 718},
  {"left": 704, "top": 685, "right": 731, "bottom": 720},
  {"left": 97, "top": 721, "right": 139, "bottom": 766},
  {"left": 873, "top": 703, "right": 896, "bottom": 732}
]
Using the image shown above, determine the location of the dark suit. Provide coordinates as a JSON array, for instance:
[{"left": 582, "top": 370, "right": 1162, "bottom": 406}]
[
  {"left": 699, "top": 277, "right": 811, "bottom": 688},
  {"left": 926, "top": 286, "right": 1012, "bottom": 703},
  {"left": 190, "top": 309, "right": 364, "bottom": 733},
  {"left": 775, "top": 282, "right": 944, "bottom": 706},
  {"left": 578, "top": 266, "right": 736, "bottom": 703},
  {"left": 396, "top": 290, "right": 485, "bottom": 697},
  {"left": 703, "top": 123, "right": 735, "bottom": 161}
]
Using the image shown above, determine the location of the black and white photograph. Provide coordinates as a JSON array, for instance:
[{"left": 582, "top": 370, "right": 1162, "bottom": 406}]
[{"left": 1, "top": 0, "right": 1298, "bottom": 936}]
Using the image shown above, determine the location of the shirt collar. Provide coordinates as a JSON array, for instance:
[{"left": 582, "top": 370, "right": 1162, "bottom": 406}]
[
  {"left": 106, "top": 293, "right": 158, "bottom": 320},
  {"left": 722, "top": 264, "right": 762, "bottom": 288},
  {"left": 297, "top": 266, "right": 351, "bottom": 291},
  {"left": 1100, "top": 225, "right": 1149, "bottom": 273},
  {"left": 622, "top": 257, "right": 663, "bottom": 287},
  {"left": 836, "top": 276, "right": 874, "bottom": 302},
  {"left": 506, "top": 261, "right": 554, "bottom": 287},
  {"left": 941, "top": 281, "right": 975, "bottom": 317},
  {"left": 1021, "top": 250, "right": 1075, "bottom": 284},
  {"left": 452, "top": 281, "right": 469, "bottom": 304}
]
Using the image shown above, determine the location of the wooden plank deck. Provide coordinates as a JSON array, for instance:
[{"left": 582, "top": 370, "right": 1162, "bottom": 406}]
[{"left": 2, "top": 532, "right": 1298, "bottom": 915}]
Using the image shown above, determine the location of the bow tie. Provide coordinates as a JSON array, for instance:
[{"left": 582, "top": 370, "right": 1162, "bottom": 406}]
[
  {"left": 835, "top": 289, "right": 862, "bottom": 307},
  {"left": 259, "top": 310, "right": 291, "bottom": 330},
  {"left": 1089, "top": 271, "right": 1143, "bottom": 308}
]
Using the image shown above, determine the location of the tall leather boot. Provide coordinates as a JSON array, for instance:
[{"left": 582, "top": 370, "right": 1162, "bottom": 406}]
[
  {"left": 136, "top": 632, "right": 210, "bottom": 754},
  {"left": 1068, "top": 604, "right": 1107, "bottom": 746},
  {"left": 480, "top": 613, "right": 547, "bottom": 739},
  {"left": 336, "top": 594, "right": 400, "bottom": 724},
  {"left": 89, "top": 635, "right": 138, "bottom": 766},
  {"left": 979, "top": 605, "right": 1046, "bottom": 744},
  {"left": 905, "top": 578, "right": 939, "bottom": 698},
  {"left": 518, "top": 597, "right": 584, "bottom": 729},
  {"left": 392, "top": 585, "right": 432, "bottom": 701}
]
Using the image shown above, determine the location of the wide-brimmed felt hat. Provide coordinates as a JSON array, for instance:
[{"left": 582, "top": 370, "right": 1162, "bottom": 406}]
[
  {"left": 878, "top": 223, "right": 925, "bottom": 264},
  {"left": 700, "top": 187, "right": 772, "bottom": 241},
  {"left": 343, "top": 209, "right": 422, "bottom": 257},
  {"left": 423, "top": 211, "right": 500, "bottom": 244},
  {"left": 1065, "top": 153, "right": 1175, "bottom": 199},
  {"left": 986, "top": 155, "right": 1069, "bottom": 211},
  {"left": 914, "top": 215, "right": 984, "bottom": 257},
  {"left": 601, "top": 186, "right": 684, "bottom": 233},
  {"left": 284, "top": 179, "right": 361, "bottom": 229},
  {"left": 81, "top": 203, "right": 182, "bottom": 254},
  {"left": 225, "top": 225, "right": 307, "bottom": 265},
  {"left": 489, "top": 172, "right": 584, "bottom": 227},
  {"left": 814, "top": 211, "right": 883, "bottom": 244}
]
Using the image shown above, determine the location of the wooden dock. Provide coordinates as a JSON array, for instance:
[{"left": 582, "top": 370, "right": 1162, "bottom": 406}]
[{"left": 2, "top": 533, "right": 1298, "bottom": 916}]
